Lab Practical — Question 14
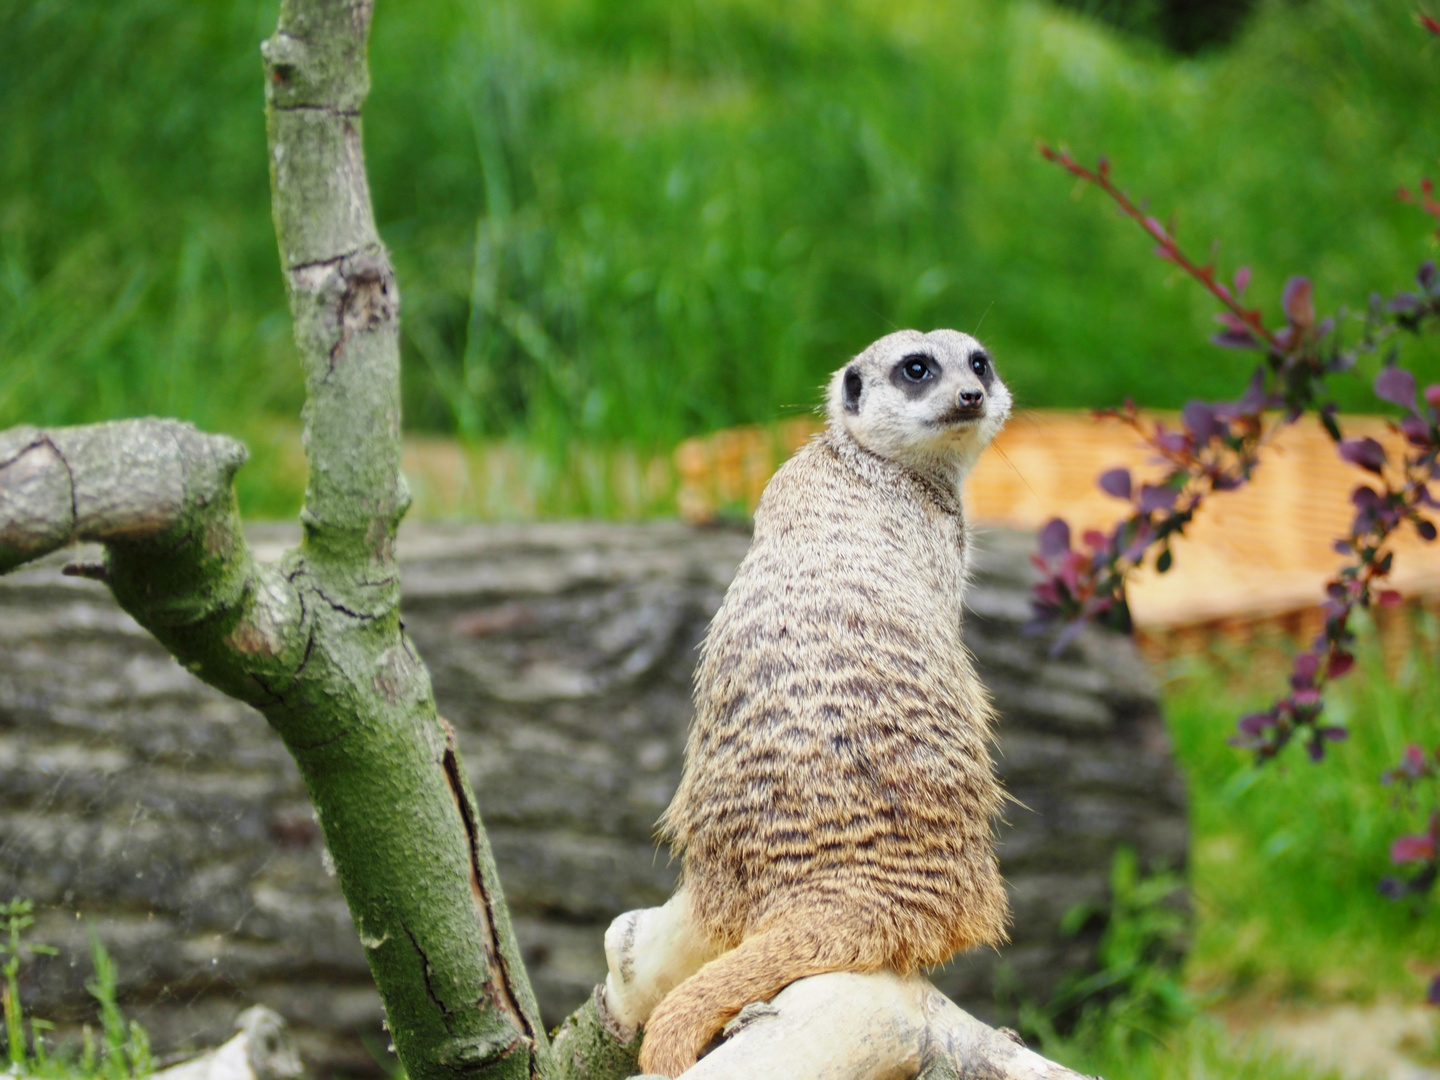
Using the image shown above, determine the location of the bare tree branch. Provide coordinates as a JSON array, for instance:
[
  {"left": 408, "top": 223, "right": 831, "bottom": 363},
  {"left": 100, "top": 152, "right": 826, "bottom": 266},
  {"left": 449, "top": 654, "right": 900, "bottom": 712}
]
[
  {"left": 0, "top": 420, "right": 245, "bottom": 575},
  {"left": 2, "top": 1, "right": 569, "bottom": 1076},
  {"left": 628, "top": 971, "right": 1093, "bottom": 1080},
  {"left": 599, "top": 897, "right": 1094, "bottom": 1080},
  {"left": 248, "top": 2, "right": 553, "bottom": 1076}
]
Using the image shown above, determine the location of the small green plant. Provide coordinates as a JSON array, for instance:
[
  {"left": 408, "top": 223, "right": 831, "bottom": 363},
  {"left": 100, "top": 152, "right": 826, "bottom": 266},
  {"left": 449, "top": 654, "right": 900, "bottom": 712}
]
[
  {"left": 0, "top": 900, "right": 153, "bottom": 1080},
  {"left": 1, "top": 898, "right": 59, "bottom": 1071},
  {"left": 1028, "top": 847, "right": 1193, "bottom": 1052},
  {"left": 84, "top": 928, "right": 151, "bottom": 1080}
]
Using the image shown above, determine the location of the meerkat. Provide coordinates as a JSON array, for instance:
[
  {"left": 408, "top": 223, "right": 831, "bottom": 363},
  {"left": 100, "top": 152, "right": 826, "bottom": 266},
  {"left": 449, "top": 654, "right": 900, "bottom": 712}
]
[{"left": 635, "top": 328, "right": 1013, "bottom": 1076}]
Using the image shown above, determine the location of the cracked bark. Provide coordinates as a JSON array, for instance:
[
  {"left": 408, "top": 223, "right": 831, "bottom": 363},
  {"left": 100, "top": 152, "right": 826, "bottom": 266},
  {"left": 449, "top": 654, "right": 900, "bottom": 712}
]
[{"left": 258, "top": 3, "right": 551, "bottom": 1076}]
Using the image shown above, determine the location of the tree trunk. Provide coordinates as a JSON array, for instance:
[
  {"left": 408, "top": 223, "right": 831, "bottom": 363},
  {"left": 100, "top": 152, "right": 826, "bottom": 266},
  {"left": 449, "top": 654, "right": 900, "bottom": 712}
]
[{"left": 0, "top": 3, "right": 1101, "bottom": 1078}]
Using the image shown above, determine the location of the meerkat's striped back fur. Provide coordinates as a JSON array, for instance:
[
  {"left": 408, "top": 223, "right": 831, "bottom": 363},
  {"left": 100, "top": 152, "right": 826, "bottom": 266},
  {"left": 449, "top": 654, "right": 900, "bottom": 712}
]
[{"left": 638, "top": 329, "right": 1013, "bottom": 1076}]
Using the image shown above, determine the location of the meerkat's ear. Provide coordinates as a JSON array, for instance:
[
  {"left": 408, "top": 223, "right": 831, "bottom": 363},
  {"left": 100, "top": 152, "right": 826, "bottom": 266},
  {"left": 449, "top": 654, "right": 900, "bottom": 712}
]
[{"left": 842, "top": 366, "right": 863, "bottom": 414}]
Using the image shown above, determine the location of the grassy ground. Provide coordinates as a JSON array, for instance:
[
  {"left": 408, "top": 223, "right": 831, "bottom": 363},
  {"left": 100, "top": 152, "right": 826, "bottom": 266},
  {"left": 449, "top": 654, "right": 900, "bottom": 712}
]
[
  {"left": 1049, "top": 1018, "right": 1349, "bottom": 1080},
  {"left": 1034, "top": 617, "right": 1440, "bottom": 1080},
  {"left": 4, "top": 0, "right": 1440, "bottom": 515},
  {"left": 1171, "top": 620, "right": 1440, "bottom": 1003}
]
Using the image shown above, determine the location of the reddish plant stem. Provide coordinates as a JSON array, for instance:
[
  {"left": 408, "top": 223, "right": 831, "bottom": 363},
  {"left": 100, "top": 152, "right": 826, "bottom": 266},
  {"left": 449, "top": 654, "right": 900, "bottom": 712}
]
[{"left": 1038, "top": 145, "right": 1279, "bottom": 348}]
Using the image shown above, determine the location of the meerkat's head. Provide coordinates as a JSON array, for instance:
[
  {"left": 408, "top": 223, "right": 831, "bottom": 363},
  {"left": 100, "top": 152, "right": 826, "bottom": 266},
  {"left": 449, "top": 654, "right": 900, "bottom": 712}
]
[{"left": 826, "top": 328, "right": 1011, "bottom": 483}]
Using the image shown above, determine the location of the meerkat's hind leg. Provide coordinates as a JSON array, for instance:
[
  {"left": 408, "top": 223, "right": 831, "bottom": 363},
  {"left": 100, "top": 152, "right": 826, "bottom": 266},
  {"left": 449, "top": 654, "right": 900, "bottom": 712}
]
[{"left": 603, "top": 889, "right": 727, "bottom": 1032}]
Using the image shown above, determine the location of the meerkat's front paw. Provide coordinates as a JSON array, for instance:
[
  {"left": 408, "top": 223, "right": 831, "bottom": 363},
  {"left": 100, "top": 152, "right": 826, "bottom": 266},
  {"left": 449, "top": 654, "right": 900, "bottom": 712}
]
[{"left": 602, "top": 890, "right": 724, "bottom": 1032}]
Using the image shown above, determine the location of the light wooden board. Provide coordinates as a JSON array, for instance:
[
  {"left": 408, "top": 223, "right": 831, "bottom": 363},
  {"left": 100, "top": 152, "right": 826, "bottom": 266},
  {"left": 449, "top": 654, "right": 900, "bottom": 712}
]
[{"left": 674, "top": 411, "right": 1440, "bottom": 633}]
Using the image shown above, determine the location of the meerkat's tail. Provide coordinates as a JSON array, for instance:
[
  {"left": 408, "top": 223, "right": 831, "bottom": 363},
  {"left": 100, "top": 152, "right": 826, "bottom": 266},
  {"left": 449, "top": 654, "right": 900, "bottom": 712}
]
[{"left": 636, "top": 922, "right": 865, "bottom": 1077}]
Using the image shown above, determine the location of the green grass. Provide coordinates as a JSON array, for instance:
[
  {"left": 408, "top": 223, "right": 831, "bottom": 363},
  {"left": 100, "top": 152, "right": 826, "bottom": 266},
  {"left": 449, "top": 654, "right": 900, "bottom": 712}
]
[
  {"left": 1046, "top": 1016, "right": 1348, "bottom": 1080},
  {"left": 1165, "top": 617, "right": 1440, "bottom": 1003},
  {"left": 1025, "top": 616, "right": 1440, "bottom": 1079},
  {"left": 3, "top": 0, "right": 1439, "bottom": 515},
  {"left": 0, "top": 904, "right": 150, "bottom": 1080}
]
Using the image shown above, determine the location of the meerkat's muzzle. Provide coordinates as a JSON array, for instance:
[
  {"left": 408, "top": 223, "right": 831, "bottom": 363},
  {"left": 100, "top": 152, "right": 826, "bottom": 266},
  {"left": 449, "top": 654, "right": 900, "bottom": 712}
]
[{"left": 932, "top": 388, "right": 986, "bottom": 428}]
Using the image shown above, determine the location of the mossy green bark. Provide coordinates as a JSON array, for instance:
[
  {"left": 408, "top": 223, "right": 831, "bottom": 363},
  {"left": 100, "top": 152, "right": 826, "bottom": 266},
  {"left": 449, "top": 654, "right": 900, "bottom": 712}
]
[
  {"left": 549, "top": 990, "right": 644, "bottom": 1080},
  {"left": 258, "top": 2, "right": 552, "bottom": 1077},
  {"left": 0, "top": 4, "right": 643, "bottom": 1078}
]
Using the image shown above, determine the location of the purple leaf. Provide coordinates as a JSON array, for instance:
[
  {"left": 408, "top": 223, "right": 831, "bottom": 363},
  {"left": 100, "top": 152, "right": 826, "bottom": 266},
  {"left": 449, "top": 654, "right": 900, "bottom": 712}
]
[
  {"left": 1420, "top": 261, "right": 1437, "bottom": 293},
  {"left": 1427, "top": 384, "right": 1440, "bottom": 412},
  {"left": 1098, "top": 468, "right": 1132, "bottom": 501},
  {"left": 1339, "top": 437, "right": 1388, "bottom": 474},
  {"left": 1391, "top": 834, "right": 1436, "bottom": 864},
  {"left": 1292, "top": 652, "right": 1320, "bottom": 685},
  {"left": 1038, "top": 518, "right": 1072, "bottom": 559},
  {"left": 1283, "top": 276, "right": 1314, "bottom": 329},
  {"left": 1138, "top": 484, "right": 1178, "bottom": 514},
  {"left": 1155, "top": 430, "right": 1188, "bottom": 454},
  {"left": 1182, "top": 400, "right": 1218, "bottom": 442},
  {"left": 1212, "top": 330, "right": 1262, "bottom": 350},
  {"left": 1427, "top": 975, "right": 1440, "bottom": 1006},
  {"left": 1318, "top": 726, "right": 1348, "bottom": 742},
  {"left": 1121, "top": 519, "right": 1155, "bottom": 562},
  {"left": 1234, "top": 265, "right": 1251, "bottom": 295},
  {"left": 1236, "top": 368, "right": 1268, "bottom": 414},
  {"left": 1404, "top": 743, "right": 1427, "bottom": 774},
  {"left": 1049, "top": 618, "right": 1086, "bottom": 657},
  {"left": 1238, "top": 712, "right": 1274, "bottom": 736},
  {"left": 1389, "top": 293, "right": 1422, "bottom": 313},
  {"left": 1352, "top": 485, "right": 1381, "bottom": 508},
  {"left": 1327, "top": 652, "right": 1355, "bottom": 678},
  {"left": 1212, "top": 402, "right": 1240, "bottom": 422},
  {"left": 1400, "top": 416, "right": 1431, "bottom": 444},
  {"left": 1375, "top": 366, "right": 1418, "bottom": 410}
]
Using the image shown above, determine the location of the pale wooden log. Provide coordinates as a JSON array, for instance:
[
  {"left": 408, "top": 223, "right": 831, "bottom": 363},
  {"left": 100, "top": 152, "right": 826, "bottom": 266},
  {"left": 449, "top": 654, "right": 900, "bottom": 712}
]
[{"left": 603, "top": 902, "right": 1094, "bottom": 1080}]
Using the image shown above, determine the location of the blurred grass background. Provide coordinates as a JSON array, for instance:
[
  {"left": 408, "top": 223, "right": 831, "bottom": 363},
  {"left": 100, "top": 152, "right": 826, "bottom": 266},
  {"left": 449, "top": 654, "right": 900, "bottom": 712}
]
[
  {"left": 1036, "top": 618, "right": 1440, "bottom": 1079},
  {"left": 1170, "top": 620, "right": 1440, "bottom": 1002},
  {"left": 3, "top": 0, "right": 1439, "bottom": 516},
  {"left": 6, "top": 3, "right": 1440, "bottom": 1076}
]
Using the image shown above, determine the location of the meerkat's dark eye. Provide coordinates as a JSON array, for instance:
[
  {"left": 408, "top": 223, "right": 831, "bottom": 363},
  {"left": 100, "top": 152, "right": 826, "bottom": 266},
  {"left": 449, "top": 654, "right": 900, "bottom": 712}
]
[
  {"left": 970, "top": 353, "right": 990, "bottom": 378},
  {"left": 900, "top": 355, "right": 934, "bottom": 383}
]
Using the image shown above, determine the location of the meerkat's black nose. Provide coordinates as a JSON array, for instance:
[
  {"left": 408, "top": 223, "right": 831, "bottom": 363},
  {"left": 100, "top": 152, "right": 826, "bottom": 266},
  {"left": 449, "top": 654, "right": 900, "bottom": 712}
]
[{"left": 957, "top": 389, "right": 985, "bottom": 411}]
